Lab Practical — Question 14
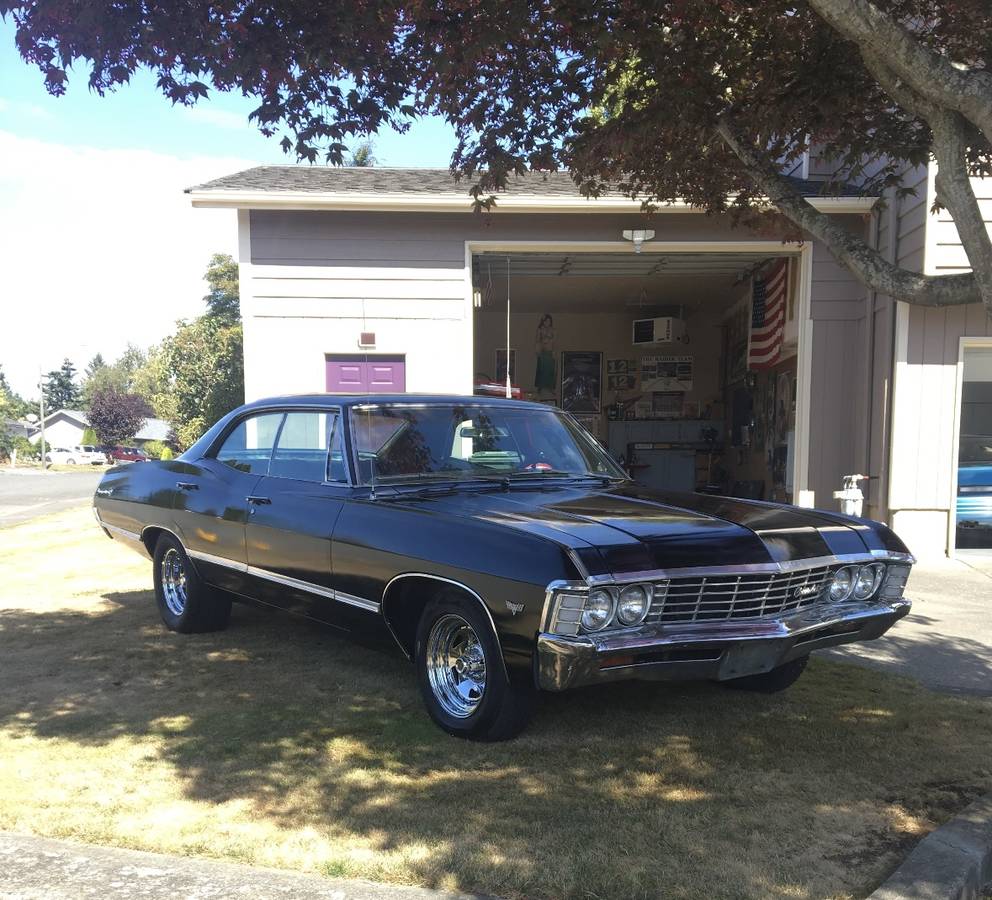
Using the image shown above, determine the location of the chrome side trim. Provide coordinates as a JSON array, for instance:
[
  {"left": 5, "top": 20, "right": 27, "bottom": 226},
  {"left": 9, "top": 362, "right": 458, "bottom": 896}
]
[
  {"left": 380, "top": 573, "right": 505, "bottom": 677},
  {"left": 102, "top": 522, "right": 141, "bottom": 542},
  {"left": 245, "top": 565, "right": 380, "bottom": 613},
  {"left": 187, "top": 547, "right": 249, "bottom": 573}
]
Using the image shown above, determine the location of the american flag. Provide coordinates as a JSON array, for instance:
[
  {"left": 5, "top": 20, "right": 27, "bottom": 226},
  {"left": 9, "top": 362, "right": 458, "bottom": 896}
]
[{"left": 748, "top": 259, "right": 789, "bottom": 370}]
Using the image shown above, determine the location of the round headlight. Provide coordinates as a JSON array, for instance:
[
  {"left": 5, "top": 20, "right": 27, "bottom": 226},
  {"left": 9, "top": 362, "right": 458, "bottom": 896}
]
[
  {"left": 616, "top": 584, "right": 651, "bottom": 626},
  {"left": 852, "top": 563, "right": 885, "bottom": 600},
  {"left": 581, "top": 589, "right": 615, "bottom": 632},
  {"left": 828, "top": 567, "right": 855, "bottom": 602}
]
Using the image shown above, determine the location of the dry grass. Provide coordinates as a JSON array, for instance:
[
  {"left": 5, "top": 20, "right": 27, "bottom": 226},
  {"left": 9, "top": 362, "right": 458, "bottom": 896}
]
[{"left": 1, "top": 507, "right": 990, "bottom": 899}]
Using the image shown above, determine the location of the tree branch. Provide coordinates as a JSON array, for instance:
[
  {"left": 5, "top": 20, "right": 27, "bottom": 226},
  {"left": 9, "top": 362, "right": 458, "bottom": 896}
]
[
  {"left": 714, "top": 115, "right": 981, "bottom": 308},
  {"left": 862, "top": 51, "right": 992, "bottom": 315},
  {"left": 807, "top": 0, "right": 992, "bottom": 148}
]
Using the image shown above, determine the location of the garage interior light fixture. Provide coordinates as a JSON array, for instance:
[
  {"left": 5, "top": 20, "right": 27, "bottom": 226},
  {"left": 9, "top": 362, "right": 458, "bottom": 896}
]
[{"left": 622, "top": 229, "right": 656, "bottom": 253}]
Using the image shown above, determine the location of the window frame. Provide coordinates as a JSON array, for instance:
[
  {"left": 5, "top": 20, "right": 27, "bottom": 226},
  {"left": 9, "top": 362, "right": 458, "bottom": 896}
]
[{"left": 206, "top": 405, "right": 353, "bottom": 486}]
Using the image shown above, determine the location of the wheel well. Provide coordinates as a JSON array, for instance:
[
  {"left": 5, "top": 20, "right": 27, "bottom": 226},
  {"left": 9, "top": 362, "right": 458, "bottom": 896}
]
[
  {"left": 140, "top": 526, "right": 168, "bottom": 558},
  {"left": 381, "top": 576, "right": 497, "bottom": 661}
]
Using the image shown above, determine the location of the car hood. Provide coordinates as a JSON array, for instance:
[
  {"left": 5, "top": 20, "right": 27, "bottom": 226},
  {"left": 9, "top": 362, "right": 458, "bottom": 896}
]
[{"left": 382, "top": 481, "right": 908, "bottom": 576}]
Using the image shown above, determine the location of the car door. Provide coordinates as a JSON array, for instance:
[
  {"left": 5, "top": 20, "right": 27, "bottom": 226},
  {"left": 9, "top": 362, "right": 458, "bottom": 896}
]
[
  {"left": 244, "top": 409, "right": 358, "bottom": 627},
  {"left": 171, "top": 411, "right": 284, "bottom": 595}
]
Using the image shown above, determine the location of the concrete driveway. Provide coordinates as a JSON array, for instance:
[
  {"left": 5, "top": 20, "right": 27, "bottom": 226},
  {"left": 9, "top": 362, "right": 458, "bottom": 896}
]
[
  {"left": 0, "top": 469, "right": 104, "bottom": 527},
  {"left": 827, "top": 557, "right": 992, "bottom": 696}
]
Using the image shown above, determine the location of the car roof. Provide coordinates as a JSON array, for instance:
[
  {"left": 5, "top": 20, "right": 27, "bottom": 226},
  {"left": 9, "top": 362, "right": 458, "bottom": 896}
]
[{"left": 242, "top": 393, "right": 555, "bottom": 412}]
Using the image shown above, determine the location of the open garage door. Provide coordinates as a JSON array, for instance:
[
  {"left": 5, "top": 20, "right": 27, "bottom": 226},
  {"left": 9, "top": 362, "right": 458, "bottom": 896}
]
[{"left": 471, "top": 248, "right": 804, "bottom": 503}]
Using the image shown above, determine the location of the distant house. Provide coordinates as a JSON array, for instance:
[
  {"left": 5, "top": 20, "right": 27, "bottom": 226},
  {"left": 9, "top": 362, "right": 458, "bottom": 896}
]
[
  {"left": 28, "top": 409, "right": 171, "bottom": 448},
  {"left": 3, "top": 419, "right": 36, "bottom": 441}
]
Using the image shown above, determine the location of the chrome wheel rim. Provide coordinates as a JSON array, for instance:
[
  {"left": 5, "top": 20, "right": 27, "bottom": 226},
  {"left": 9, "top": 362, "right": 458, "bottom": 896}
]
[
  {"left": 426, "top": 614, "right": 487, "bottom": 719},
  {"left": 161, "top": 548, "right": 188, "bottom": 616}
]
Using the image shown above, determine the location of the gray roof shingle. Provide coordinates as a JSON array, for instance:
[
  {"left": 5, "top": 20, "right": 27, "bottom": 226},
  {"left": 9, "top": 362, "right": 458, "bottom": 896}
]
[{"left": 187, "top": 166, "right": 859, "bottom": 199}]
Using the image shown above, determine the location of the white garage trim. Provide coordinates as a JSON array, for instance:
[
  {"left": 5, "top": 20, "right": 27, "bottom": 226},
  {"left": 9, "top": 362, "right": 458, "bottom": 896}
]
[{"left": 191, "top": 190, "right": 877, "bottom": 216}]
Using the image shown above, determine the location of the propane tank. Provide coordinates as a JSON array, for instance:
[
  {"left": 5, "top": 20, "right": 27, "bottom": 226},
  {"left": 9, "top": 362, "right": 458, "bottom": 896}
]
[{"left": 833, "top": 474, "right": 868, "bottom": 517}]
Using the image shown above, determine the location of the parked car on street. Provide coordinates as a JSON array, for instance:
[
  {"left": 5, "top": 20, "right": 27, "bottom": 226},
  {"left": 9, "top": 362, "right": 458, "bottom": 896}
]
[
  {"left": 956, "top": 434, "right": 992, "bottom": 548},
  {"left": 46, "top": 444, "right": 107, "bottom": 466},
  {"left": 107, "top": 446, "right": 149, "bottom": 464},
  {"left": 93, "top": 395, "right": 915, "bottom": 740}
]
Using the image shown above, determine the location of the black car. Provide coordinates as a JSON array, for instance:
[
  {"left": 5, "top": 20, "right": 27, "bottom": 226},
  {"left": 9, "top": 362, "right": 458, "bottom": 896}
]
[{"left": 92, "top": 395, "right": 914, "bottom": 740}]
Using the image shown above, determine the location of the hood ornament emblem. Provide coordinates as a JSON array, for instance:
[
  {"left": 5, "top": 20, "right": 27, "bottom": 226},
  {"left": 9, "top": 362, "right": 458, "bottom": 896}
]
[{"left": 505, "top": 600, "right": 525, "bottom": 615}]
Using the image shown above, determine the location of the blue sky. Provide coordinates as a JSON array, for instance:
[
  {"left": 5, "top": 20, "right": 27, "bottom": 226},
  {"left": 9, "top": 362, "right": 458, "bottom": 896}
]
[
  {"left": 0, "top": 19, "right": 457, "bottom": 398},
  {"left": 0, "top": 19, "right": 457, "bottom": 166}
]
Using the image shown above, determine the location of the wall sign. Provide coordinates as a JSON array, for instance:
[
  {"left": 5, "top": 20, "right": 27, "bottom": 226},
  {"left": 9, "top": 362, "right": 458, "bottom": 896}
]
[{"left": 640, "top": 355, "right": 693, "bottom": 392}]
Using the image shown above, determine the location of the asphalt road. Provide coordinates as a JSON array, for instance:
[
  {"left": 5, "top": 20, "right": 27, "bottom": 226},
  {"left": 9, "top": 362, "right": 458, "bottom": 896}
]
[{"left": 0, "top": 469, "right": 104, "bottom": 527}]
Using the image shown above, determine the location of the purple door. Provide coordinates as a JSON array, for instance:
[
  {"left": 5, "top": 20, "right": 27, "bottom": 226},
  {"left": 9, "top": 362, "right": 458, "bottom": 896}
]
[{"left": 326, "top": 355, "right": 406, "bottom": 394}]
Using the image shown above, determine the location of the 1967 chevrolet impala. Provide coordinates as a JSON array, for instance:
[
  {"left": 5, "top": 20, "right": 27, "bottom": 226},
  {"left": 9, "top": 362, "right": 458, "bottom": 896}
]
[{"left": 92, "top": 395, "right": 914, "bottom": 741}]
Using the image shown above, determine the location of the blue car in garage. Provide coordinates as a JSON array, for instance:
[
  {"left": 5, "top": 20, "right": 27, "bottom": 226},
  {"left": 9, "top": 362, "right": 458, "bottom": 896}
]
[{"left": 957, "top": 435, "right": 992, "bottom": 549}]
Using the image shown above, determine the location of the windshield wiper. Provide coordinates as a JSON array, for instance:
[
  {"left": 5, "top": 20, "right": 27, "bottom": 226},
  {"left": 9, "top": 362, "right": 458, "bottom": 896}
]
[{"left": 505, "top": 470, "right": 624, "bottom": 482}]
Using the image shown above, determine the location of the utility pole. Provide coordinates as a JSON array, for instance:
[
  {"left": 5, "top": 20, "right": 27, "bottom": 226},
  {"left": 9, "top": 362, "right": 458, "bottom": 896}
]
[{"left": 38, "top": 368, "right": 46, "bottom": 471}]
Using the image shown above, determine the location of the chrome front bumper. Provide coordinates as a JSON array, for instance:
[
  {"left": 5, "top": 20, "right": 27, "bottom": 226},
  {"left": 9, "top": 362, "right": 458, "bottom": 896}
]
[{"left": 536, "top": 598, "right": 911, "bottom": 691}]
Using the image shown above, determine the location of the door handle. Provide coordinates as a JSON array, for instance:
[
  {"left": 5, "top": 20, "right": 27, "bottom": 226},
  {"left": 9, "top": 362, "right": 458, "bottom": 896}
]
[
  {"left": 176, "top": 482, "right": 199, "bottom": 491},
  {"left": 246, "top": 495, "right": 272, "bottom": 505}
]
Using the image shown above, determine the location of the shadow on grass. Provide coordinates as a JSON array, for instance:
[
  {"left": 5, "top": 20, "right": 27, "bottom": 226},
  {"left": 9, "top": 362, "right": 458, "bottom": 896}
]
[
  {"left": 826, "top": 610, "right": 992, "bottom": 696},
  {"left": 2, "top": 590, "right": 991, "bottom": 899}
]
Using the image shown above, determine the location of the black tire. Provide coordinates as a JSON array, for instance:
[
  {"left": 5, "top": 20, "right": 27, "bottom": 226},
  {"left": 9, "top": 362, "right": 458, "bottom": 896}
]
[
  {"left": 152, "top": 533, "right": 231, "bottom": 633},
  {"left": 725, "top": 655, "right": 809, "bottom": 693},
  {"left": 415, "top": 592, "right": 534, "bottom": 741}
]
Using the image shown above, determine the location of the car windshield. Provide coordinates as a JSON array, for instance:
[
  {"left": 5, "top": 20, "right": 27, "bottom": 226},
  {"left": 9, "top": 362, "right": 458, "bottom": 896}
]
[{"left": 349, "top": 403, "right": 627, "bottom": 485}]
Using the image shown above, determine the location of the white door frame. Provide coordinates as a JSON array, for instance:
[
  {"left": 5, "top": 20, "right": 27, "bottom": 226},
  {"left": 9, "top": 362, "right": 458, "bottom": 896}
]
[
  {"left": 946, "top": 335, "right": 992, "bottom": 557},
  {"left": 463, "top": 239, "right": 815, "bottom": 500}
]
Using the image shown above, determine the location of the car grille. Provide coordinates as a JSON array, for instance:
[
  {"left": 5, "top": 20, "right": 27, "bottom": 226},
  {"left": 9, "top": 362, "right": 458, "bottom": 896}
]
[{"left": 643, "top": 565, "right": 835, "bottom": 625}]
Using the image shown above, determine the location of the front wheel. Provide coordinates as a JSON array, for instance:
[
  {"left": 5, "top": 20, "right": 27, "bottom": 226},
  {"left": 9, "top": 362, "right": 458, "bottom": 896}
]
[
  {"left": 725, "top": 655, "right": 809, "bottom": 693},
  {"left": 415, "top": 593, "right": 533, "bottom": 741},
  {"left": 152, "top": 534, "right": 231, "bottom": 633}
]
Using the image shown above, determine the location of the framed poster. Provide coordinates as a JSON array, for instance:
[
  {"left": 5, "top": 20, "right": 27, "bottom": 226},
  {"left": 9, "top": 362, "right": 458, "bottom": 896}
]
[
  {"left": 561, "top": 351, "right": 602, "bottom": 412},
  {"left": 494, "top": 348, "right": 516, "bottom": 382},
  {"left": 640, "top": 355, "right": 693, "bottom": 392}
]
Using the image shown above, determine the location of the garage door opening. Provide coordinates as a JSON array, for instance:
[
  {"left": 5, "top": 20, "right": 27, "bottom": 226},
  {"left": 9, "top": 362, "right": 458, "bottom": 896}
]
[{"left": 471, "top": 249, "right": 802, "bottom": 502}]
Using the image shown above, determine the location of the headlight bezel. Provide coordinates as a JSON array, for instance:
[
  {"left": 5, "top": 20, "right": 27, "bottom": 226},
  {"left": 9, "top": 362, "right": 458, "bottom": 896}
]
[
  {"left": 829, "top": 562, "right": 887, "bottom": 603},
  {"left": 852, "top": 562, "right": 886, "bottom": 600},
  {"left": 580, "top": 588, "right": 617, "bottom": 632},
  {"left": 616, "top": 583, "right": 652, "bottom": 626}
]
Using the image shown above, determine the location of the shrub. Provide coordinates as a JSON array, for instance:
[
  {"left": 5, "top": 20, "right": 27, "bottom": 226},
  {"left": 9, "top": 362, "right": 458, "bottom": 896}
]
[
  {"left": 160, "top": 446, "right": 175, "bottom": 460},
  {"left": 142, "top": 440, "right": 166, "bottom": 459},
  {"left": 81, "top": 427, "right": 98, "bottom": 445}
]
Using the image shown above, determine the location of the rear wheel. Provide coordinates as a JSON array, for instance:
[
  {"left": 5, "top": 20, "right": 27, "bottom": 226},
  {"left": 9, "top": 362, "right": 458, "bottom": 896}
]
[
  {"left": 415, "top": 592, "right": 533, "bottom": 741},
  {"left": 152, "top": 533, "right": 231, "bottom": 633},
  {"left": 725, "top": 655, "right": 809, "bottom": 693}
]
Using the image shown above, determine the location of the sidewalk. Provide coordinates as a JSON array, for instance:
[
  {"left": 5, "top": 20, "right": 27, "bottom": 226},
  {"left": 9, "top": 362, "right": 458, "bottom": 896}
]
[
  {"left": 0, "top": 833, "right": 484, "bottom": 900},
  {"left": 826, "top": 556, "right": 992, "bottom": 696}
]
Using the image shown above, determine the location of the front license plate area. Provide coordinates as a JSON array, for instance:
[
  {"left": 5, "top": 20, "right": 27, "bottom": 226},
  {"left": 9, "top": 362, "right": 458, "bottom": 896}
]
[{"left": 717, "top": 641, "right": 783, "bottom": 680}]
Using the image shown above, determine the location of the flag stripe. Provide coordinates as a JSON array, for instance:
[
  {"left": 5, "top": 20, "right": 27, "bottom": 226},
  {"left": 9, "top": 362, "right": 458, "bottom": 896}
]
[{"left": 748, "top": 259, "right": 789, "bottom": 371}]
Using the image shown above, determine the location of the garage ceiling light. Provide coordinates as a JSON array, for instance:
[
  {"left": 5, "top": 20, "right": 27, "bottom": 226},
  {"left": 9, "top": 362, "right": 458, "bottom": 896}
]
[{"left": 622, "top": 229, "right": 656, "bottom": 253}]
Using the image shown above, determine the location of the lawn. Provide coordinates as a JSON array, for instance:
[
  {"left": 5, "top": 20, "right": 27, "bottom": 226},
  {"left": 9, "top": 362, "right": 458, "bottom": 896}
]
[{"left": 1, "top": 507, "right": 990, "bottom": 899}]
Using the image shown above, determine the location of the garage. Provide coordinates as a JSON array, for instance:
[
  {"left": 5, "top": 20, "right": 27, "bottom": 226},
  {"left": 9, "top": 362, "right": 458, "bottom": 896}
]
[{"left": 471, "top": 247, "right": 804, "bottom": 500}]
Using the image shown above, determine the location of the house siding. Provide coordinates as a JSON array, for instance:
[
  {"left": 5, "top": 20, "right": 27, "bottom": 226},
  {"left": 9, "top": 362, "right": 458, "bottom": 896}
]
[{"left": 887, "top": 164, "right": 992, "bottom": 556}]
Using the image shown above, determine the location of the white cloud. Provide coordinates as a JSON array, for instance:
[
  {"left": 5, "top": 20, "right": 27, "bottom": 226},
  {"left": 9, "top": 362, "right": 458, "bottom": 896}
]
[
  {"left": 182, "top": 105, "right": 252, "bottom": 131},
  {"left": 0, "top": 131, "right": 254, "bottom": 398},
  {"left": 0, "top": 97, "right": 53, "bottom": 120}
]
